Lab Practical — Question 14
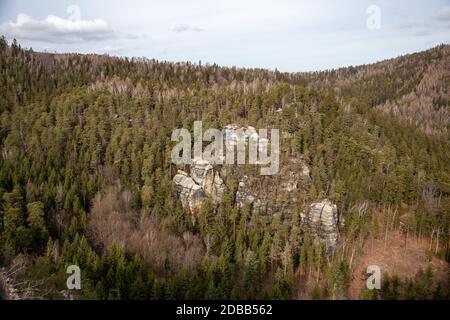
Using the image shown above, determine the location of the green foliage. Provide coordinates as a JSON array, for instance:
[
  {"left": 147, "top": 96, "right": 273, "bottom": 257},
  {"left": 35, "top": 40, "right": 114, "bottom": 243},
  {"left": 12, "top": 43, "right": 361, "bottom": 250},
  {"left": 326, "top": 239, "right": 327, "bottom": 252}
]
[{"left": 0, "top": 40, "right": 448, "bottom": 300}]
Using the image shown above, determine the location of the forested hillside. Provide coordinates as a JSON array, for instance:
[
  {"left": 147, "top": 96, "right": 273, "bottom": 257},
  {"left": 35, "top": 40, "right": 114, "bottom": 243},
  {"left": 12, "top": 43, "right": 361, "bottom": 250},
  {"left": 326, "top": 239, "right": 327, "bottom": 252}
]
[
  {"left": 300, "top": 44, "right": 450, "bottom": 136},
  {"left": 0, "top": 37, "right": 449, "bottom": 300}
]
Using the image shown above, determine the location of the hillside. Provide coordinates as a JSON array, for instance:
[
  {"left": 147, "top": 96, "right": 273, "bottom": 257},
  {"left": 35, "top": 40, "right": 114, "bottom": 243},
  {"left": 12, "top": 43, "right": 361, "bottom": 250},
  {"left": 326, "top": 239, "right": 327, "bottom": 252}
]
[
  {"left": 0, "top": 37, "right": 449, "bottom": 300},
  {"left": 297, "top": 45, "right": 450, "bottom": 136}
]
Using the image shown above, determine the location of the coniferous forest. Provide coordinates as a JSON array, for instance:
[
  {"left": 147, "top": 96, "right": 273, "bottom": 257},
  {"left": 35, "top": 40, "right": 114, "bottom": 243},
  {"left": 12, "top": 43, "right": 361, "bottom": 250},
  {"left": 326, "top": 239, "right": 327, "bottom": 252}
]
[{"left": 0, "top": 37, "right": 449, "bottom": 300}]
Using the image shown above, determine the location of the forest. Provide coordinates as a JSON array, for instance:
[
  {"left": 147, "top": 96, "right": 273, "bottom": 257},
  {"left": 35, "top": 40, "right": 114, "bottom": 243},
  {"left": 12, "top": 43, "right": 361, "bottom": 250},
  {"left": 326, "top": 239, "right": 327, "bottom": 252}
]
[{"left": 0, "top": 37, "right": 449, "bottom": 300}]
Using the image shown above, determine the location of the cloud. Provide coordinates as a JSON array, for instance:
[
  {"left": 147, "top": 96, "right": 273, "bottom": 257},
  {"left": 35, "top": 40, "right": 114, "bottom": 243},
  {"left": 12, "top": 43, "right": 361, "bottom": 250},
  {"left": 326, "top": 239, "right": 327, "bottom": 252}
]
[
  {"left": 415, "top": 30, "right": 432, "bottom": 37},
  {"left": 0, "top": 13, "right": 117, "bottom": 43},
  {"left": 397, "top": 22, "right": 415, "bottom": 29},
  {"left": 433, "top": 6, "right": 450, "bottom": 21},
  {"left": 172, "top": 24, "right": 189, "bottom": 32},
  {"left": 172, "top": 24, "right": 204, "bottom": 33},
  {"left": 98, "top": 46, "right": 124, "bottom": 54}
]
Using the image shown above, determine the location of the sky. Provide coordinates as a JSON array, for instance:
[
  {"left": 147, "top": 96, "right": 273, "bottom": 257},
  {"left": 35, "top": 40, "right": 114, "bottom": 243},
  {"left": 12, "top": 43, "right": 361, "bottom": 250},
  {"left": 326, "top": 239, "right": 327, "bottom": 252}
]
[{"left": 0, "top": 0, "right": 449, "bottom": 72}]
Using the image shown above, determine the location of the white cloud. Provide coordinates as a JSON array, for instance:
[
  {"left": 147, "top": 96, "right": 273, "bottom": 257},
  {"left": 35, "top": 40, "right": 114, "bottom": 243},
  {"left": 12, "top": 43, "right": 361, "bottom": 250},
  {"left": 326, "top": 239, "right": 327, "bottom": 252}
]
[
  {"left": 172, "top": 24, "right": 204, "bottom": 33},
  {"left": 98, "top": 45, "right": 124, "bottom": 54},
  {"left": 433, "top": 6, "right": 450, "bottom": 21},
  {"left": 415, "top": 30, "right": 432, "bottom": 37},
  {"left": 397, "top": 21, "right": 418, "bottom": 29},
  {"left": 0, "top": 13, "right": 117, "bottom": 42},
  {"left": 0, "top": 0, "right": 448, "bottom": 71}
]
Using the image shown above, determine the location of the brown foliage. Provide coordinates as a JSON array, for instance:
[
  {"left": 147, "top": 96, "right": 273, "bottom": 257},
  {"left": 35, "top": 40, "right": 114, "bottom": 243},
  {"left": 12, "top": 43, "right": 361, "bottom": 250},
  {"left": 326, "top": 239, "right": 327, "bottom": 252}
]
[{"left": 88, "top": 183, "right": 204, "bottom": 273}]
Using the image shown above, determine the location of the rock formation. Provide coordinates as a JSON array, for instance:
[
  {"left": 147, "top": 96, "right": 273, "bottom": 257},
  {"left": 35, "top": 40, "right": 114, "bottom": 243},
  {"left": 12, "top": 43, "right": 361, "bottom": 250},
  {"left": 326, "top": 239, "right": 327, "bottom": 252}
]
[
  {"left": 173, "top": 170, "right": 207, "bottom": 213},
  {"left": 235, "top": 176, "right": 258, "bottom": 210},
  {"left": 301, "top": 199, "right": 342, "bottom": 249},
  {"left": 224, "top": 125, "right": 259, "bottom": 150},
  {"left": 173, "top": 159, "right": 225, "bottom": 213},
  {"left": 190, "top": 158, "right": 225, "bottom": 201},
  {"left": 172, "top": 124, "right": 322, "bottom": 240}
]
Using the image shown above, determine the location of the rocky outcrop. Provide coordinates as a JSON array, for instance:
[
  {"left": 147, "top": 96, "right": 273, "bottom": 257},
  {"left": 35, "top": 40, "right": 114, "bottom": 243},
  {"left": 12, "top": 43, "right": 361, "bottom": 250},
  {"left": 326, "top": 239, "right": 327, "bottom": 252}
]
[
  {"left": 301, "top": 199, "right": 342, "bottom": 249},
  {"left": 235, "top": 176, "right": 263, "bottom": 213},
  {"left": 224, "top": 125, "right": 259, "bottom": 150},
  {"left": 279, "top": 158, "right": 310, "bottom": 194},
  {"left": 234, "top": 159, "right": 311, "bottom": 215},
  {"left": 173, "top": 159, "right": 226, "bottom": 213},
  {"left": 173, "top": 170, "right": 207, "bottom": 213},
  {"left": 171, "top": 124, "right": 313, "bottom": 222},
  {"left": 190, "top": 158, "right": 225, "bottom": 201},
  {"left": 280, "top": 171, "right": 300, "bottom": 193}
]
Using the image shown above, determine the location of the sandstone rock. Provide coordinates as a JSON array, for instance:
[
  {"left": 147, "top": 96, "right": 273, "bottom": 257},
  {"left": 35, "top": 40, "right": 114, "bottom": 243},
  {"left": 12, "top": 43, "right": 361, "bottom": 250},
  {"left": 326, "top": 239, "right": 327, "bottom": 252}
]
[
  {"left": 191, "top": 158, "right": 213, "bottom": 186},
  {"left": 235, "top": 176, "right": 254, "bottom": 208},
  {"left": 213, "top": 171, "right": 225, "bottom": 200},
  {"left": 173, "top": 160, "right": 225, "bottom": 214},
  {"left": 303, "top": 199, "right": 341, "bottom": 249},
  {"left": 190, "top": 158, "right": 225, "bottom": 201},
  {"left": 173, "top": 170, "right": 207, "bottom": 213},
  {"left": 224, "top": 125, "right": 259, "bottom": 150},
  {"left": 235, "top": 176, "right": 265, "bottom": 214}
]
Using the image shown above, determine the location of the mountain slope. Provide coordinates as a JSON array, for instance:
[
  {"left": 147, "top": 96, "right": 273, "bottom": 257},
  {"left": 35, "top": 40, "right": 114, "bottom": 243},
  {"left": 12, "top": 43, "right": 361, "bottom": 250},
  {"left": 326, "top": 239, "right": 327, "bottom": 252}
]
[
  {"left": 298, "top": 44, "right": 450, "bottom": 136},
  {"left": 0, "top": 37, "right": 449, "bottom": 300}
]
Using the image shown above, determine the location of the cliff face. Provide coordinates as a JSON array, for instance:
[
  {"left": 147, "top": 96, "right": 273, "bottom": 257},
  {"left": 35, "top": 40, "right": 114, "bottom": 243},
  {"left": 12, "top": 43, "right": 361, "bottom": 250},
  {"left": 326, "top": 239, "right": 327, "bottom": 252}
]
[
  {"left": 173, "top": 170, "right": 207, "bottom": 214},
  {"left": 173, "top": 159, "right": 226, "bottom": 215},
  {"left": 170, "top": 119, "right": 345, "bottom": 247},
  {"left": 301, "top": 199, "right": 343, "bottom": 250},
  {"left": 190, "top": 158, "right": 226, "bottom": 201},
  {"left": 172, "top": 154, "right": 343, "bottom": 249}
]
